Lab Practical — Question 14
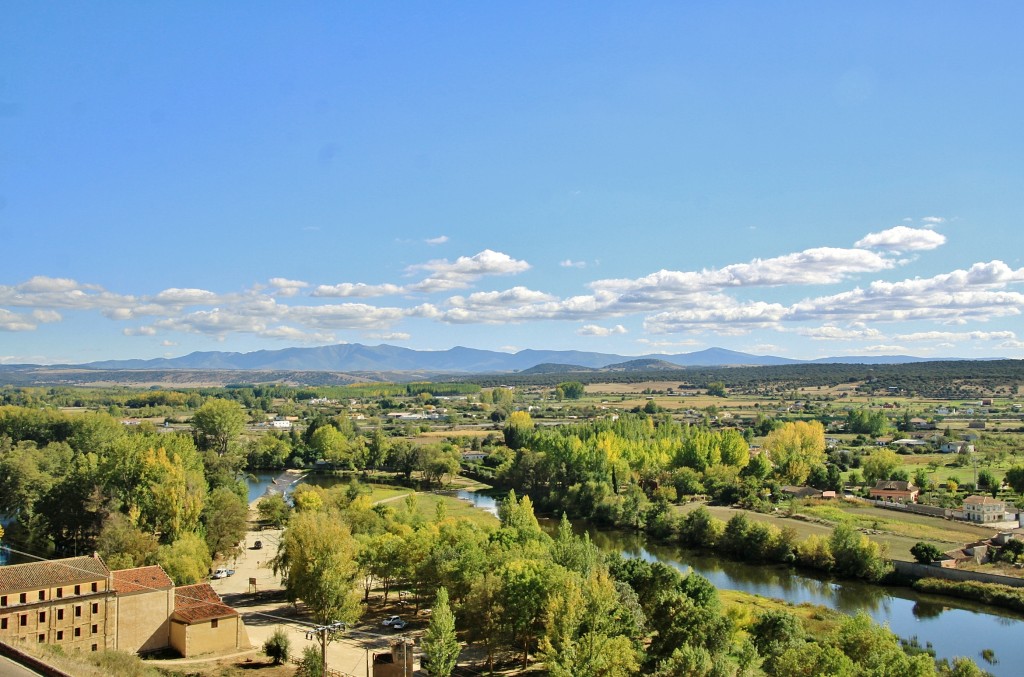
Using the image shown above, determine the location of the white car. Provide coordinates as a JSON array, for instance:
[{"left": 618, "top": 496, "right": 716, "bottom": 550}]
[
  {"left": 212, "top": 569, "right": 228, "bottom": 579},
  {"left": 381, "top": 615, "right": 404, "bottom": 627}
]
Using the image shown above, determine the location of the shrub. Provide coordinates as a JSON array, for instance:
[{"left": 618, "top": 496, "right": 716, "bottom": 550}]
[{"left": 263, "top": 628, "right": 291, "bottom": 665}]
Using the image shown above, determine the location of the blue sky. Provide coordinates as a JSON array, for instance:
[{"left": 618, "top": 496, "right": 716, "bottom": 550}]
[{"left": 2, "top": 3, "right": 1023, "bottom": 364}]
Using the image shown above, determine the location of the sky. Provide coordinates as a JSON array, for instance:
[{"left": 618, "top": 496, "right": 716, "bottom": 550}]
[{"left": 2, "top": 2, "right": 1023, "bottom": 365}]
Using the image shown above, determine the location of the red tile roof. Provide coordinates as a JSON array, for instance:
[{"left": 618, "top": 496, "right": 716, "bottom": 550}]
[
  {"left": 172, "top": 583, "right": 237, "bottom": 624},
  {"left": 0, "top": 556, "right": 109, "bottom": 594},
  {"left": 111, "top": 565, "right": 174, "bottom": 594}
]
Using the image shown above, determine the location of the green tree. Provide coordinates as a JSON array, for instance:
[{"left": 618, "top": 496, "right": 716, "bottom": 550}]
[
  {"left": 910, "top": 542, "right": 944, "bottom": 564},
  {"left": 191, "top": 398, "right": 247, "bottom": 455},
  {"left": 203, "top": 486, "right": 248, "bottom": 558},
  {"left": 556, "top": 381, "right": 586, "bottom": 400},
  {"left": 830, "top": 524, "right": 889, "bottom": 581},
  {"left": 862, "top": 449, "right": 901, "bottom": 485},
  {"left": 296, "top": 645, "right": 324, "bottom": 677},
  {"left": 422, "top": 587, "right": 460, "bottom": 676},
  {"left": 504, "top": 411, "right": 535, "bottom": 450},
  {"left": 96, "top": 513, "right": 158, "bottom": 570},
  {"left": 273, "top": 511, "right": 363, "bottom": 625},
  {"left": 258, "top": 492, "right": 291, "bottom": 527},
  {"left": 156, "top": 532, "right": 212, "bottom": 585}
]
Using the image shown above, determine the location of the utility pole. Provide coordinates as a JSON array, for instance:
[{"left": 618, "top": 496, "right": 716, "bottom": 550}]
[{"left": 306, "top": 620, "right": 346, "bottom": 675}]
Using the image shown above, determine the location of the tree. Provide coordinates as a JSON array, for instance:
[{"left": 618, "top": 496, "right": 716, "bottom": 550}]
[
  {"left": 829, "top": 524, "right": 888, "bottom": 581},
  {"left": 263, "top": 627, "right": 291, "bottom": 665},
  {"left": 296, "top": 645, "right": 324, "bottom": 677},
  {"left": 705, "top": 381, "right": 727, "bottom": 397},
  {"left": 504, "top": 411, "right": 535, "bottom": 450},
  {"left": 96, "top": 513, "right": 158, "bottom": 570},
  {"left": 156, "top": 532, "right": 212, "bottom": 585},
  {"left": 421, "top": 587, "right": 460, "bottom": 676},
  {"left": 273, "top": 511, "right": 363, "bottom": 625},
  {"left": 999, "top": 467, "right": 1024, "bottom": 493},
  {"left": 258, "top": 493, "right": 291, "bottom": 527},
  {"left": 862, "top": 449, "right": 901, "bottom": 485},
  {"left": 191, "top": 398, "right": 246, "bottom": 455},
  {"left": 764, "top": 421, "right": 826, "bottom": 485},
  {"left": 203, "top": 486, "right": 248, "bottom": 558},
  {"left": 910, "top": 542, "right": 943, "bottom": 564},
  {"left": 556, "top": 381, "right": 586, "bottom": 400}
]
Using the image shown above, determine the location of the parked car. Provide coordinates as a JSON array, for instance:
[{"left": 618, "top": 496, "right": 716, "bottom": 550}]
[
  {"left": 212, "top": 568, "right": 229, "bottom": 579},
  {"left": 390, "top": 618, "right": 407, "bottom": 630},
  {"left": 382, "top": 615, "right": 403, "bottom": 627}
]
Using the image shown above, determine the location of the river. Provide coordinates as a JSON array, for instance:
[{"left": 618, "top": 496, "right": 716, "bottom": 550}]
[{"left": 450, "top": 489, "right": 1021, "bottom": 675}]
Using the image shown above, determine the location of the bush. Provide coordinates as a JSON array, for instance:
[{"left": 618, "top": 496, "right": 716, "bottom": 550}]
[
  {"left": 910, "top": 542, "right": 943, "bottom": 565},
  {"left": 296, "top": 645, "right": 324, "bottom": 677},
  {"left": 912, "top": 578, "right": 1024, "bottom": 614},
  {"left": 263, "top": 628, "right": 291, "bottom": 665}
]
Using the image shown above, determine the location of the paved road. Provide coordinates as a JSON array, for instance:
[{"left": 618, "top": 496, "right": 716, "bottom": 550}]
[{"left": 0, "top": 653, "right": 43, "bottom": 677}]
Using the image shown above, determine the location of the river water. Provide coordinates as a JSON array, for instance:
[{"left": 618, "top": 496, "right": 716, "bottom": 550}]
[{"left": 450, "top": 489, "right": 1022, "bottom": 674}]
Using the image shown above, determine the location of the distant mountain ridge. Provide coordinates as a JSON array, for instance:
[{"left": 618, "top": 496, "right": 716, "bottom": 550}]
[{"left": 75, "top": 343, "right": 959, "bottom": 373}]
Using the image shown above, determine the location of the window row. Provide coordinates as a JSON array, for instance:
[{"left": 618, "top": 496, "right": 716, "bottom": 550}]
[{"left": 0, "top": 583, "right": 100, "bottom": 606}]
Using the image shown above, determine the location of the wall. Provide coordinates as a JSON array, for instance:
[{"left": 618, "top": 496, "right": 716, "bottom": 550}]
[
  {"left": 169, "top": 616, "right": 248, "bottom": 657},
  {"left": 115, "top": 588, "right": 173, "bottom": 653},
  {"left": 893, "top": 560, "right": 1024, "bottom": 588}
]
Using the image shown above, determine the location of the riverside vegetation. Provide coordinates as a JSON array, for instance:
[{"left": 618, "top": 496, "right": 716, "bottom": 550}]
[{"left": 2, "top": 376, "right": 1020, "bottom": 675}]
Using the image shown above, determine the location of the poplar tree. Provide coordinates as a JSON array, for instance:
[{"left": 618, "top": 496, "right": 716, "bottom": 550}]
[{"left": 422, "top": 587, "right": 459, "bottom": 676}]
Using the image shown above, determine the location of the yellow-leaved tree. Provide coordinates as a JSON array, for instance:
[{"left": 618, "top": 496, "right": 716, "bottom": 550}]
[{"left": 764, "top": 421, "right": 826, "bottom": 485}]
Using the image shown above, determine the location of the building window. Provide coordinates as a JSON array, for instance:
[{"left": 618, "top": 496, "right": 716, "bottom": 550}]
[
  {"left": 57, "top": 630, "right": 63, "bottom": 640},
  {"left": 19, "top": 593, "right": 26, "bottom": 604},
  {"left": 38, "top": 633, "right": 45, "bottom": 643},
  {"left": 38, "top": 590, "right": 45, "bottom": 601},
  {"left": 1, "top": 617, "right": 7, "bottom": 630},
  {"left": 211, "top": 618, "right": 219, "bottom": 629},
  {"left": 74, "top": 585, "right": 81, "bottom": 595},
  {"left": 38, "top": 611, "right": 46, "bottom": 623},
  {"left": 57, "top": 609, "right": 64, "bottom": 621},
  {"left": 91, "top": 624, "right": 97, "bottom": 634},
  {"left": 91, "top": 582, "right": 98, "bottom": 593},
  {"left": 91, "top": 602, "right": 99, "bottom": 614},
  {"left": 75, "top": 627, "right": 81, "bottom": 637},
  {"left": 56, "top": 588, "right": 63, "bottom": 599},
  {"left": 20, "top": 614, "right": 27, "bottom": 627},
  {"left": 1, "top": 595, "right": 6, "bottom": 606},
  {"left": 75, "top": 606, "right": 82, "bottom": 617},
  {"left": 91, "top": 644, "right": 98, "bottom": 652}
]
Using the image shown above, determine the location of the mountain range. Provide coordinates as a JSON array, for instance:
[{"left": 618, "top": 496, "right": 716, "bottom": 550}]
[{"left": 71, "top": 343, "right": 958, "bottom": 374}]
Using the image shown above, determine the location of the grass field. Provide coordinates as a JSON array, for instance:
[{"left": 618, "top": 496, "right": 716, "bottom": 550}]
[
  {"left": 672, "top": 500, "right": 976, "bottom": 562},
  {"left": 719, "top": 588, "right": 843, "bottom": 638}
]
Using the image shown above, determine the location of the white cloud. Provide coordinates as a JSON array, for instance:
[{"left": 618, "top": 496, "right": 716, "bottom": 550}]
[
  {"left": 311, "top": 283, "right": 404, "bottom": 298},
  {"left": 893, "top": 330, "right": 1017, "bottom": 342},
  {"left": 861, "top": 344, "right": 907, "bottom": 353},
  {"left": 425, "top": 235, "right": 449, "bottom": 245},
  {"left": 577, "top": 324, "right": 628, "bottom": 336},
  {"left": 854, "top": 226, "right": 946, "bottom": 252},
  {"left": 448, "top": 287, "right": 558, "bottom": 311},
  {"left": 636, "top": 338, "right": 701, "bottom": 349},
  {"left": 17, "top": 276, "right": 82, "bottom": 293},
  {"left": 367, "top": 332, "right": 411, "bottom": 341},
  {"left": 258, "top": 326, "right": 335, "bottom": 343},
  {"left": 795, "top": 324, "right": 884, "bottom": 341},
  {"left": 591, "top": 246, "right": 894, "bottom": 299},
  {"left": 267, "top": 278, "right": 309, "bottom": 297},
  {"left": 407, "top": 249, "right": 530, "bottom": 292},
  {"left": 31, "top": 309, "right": 62, "bottom": 324},
  {"left": 160, "top": 340, "right": 178, "bottom": 347},
  {"left": 922, "top": 216, "right": 946, "bottom": 224},
  {"left": 123, "top": 326, "right": 157, "bottom": 336},
  {"left": 0, "top": 309, "right": 36, "bottom": 331},
  {"left": 560, "top": 259, "right": 586, "bottom": 269},
  {"left": 152, "top": 288, "right": 220, "bottom": 305}
]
